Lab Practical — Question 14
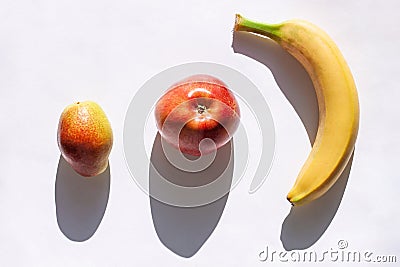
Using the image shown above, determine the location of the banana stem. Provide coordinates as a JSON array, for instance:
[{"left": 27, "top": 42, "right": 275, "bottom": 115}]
[{"left": 234, "top": 14, "right": 281, "bottom": 40}]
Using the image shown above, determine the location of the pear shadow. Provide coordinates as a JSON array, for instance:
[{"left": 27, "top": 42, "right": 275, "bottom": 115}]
[
  {"left": 55, "top": 156, "right": 110, "bottom": 242},
  {"left": 233, "top": 31, "right": 354, "bottom": 250},
  {"left": 149, "top": 133, "right": 233, "bottom": 258}
]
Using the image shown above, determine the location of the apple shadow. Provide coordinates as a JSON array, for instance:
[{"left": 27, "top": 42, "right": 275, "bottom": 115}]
[
  {"left": 232, "top": 31, "right": 354, "bottom": 250},
  {"left": 149, "top": 133, "right": 233, "bottom": 258},
  {"left": 55, "top": 156, "right": 110, "bottom": 242}
]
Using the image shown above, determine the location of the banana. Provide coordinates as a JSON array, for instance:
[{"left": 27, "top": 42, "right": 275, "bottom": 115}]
[{"left": 234, "top": 14, "right": 359, "bottom": 206}]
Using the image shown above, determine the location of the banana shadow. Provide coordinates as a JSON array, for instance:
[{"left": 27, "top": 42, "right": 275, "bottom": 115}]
[
  {"left": 280, "top": 153, "right": 354, "bottom": 250},
  {"left": 149, "top": 133, "right": 233, "bottom": 258},
  {"left": 55, "top": 156, "right": 110, "bottom": 242},
  {"left": 232, "top": 31, "right": 318, "bottom": 144},
  {"left": 233, "top": 31, "right": 354, "bottom": 250}
]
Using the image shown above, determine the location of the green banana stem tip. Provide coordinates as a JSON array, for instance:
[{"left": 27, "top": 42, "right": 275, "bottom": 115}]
[
  {"left": 234, "top": 14, "right": 244, "bottom": 31},
  {"left": 234, "top": 14, "right": 281, "bottom": 39}
]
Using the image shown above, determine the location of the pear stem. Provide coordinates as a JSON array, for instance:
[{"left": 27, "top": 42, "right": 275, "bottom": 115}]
[{"left": 234, "top": 14, "right": 282, "bottom": 40}]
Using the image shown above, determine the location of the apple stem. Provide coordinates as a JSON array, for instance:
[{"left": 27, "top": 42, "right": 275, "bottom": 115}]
[{"left": 197, "top": 104, "right": 207, "bottom": 114}]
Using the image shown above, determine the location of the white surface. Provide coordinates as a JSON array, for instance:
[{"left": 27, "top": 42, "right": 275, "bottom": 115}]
[{"left": 0, "top": 0, "right": 399, "bottom": 266}]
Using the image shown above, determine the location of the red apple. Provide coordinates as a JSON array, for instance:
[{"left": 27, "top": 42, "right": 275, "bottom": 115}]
[{"left": 154, "top": 74, "right": 240, "bottom": 156}]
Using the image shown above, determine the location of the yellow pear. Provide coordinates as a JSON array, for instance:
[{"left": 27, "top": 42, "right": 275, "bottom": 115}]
[{"left": 57, "top": 101, "right": 113, "bottom": 177}]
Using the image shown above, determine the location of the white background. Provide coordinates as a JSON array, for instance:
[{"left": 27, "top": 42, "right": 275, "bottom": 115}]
[{"left": 0, "top": 0, "right": 399, "bottom": 266}]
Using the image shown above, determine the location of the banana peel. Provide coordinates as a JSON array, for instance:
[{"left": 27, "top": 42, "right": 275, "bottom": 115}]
[{"left": 234, "top": 14, "right": 359, "bottom": 206}]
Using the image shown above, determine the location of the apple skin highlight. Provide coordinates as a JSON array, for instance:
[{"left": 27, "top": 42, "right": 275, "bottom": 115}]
[{"left": 155, "top": 74, "right": 240, "bottom": 156}]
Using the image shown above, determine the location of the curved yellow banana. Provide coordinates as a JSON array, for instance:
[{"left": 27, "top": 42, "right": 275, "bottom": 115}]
[{"left": 234, "top": 14, "right": 359, "bottom": 206}]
